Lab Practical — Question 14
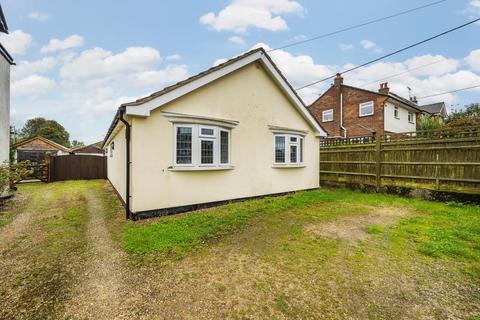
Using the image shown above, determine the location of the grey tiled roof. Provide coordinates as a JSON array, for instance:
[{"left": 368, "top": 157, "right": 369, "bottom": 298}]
[
  {"left": 418, "top": 102, "right": 445, "bottom": 115},
  {"left": 0, "top": 4, "right": 8, "bottom": 34}
]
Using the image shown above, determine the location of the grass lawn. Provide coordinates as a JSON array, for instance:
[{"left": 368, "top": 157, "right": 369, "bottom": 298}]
[
  {"left": 104, "top": 187, "right": 480, "bottom": 319},
  {"left": 1, "top": 181, "right": 479, "bottom": 319}
]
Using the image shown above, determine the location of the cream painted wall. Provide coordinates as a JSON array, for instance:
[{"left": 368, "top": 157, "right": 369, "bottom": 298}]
[
  {"left": 384, "top": 102, "right": 417, "bottom": 133},
  {"left": 107, "top": 125, "right": 127, "bottom": 202},
  {"left": 128, "top": 62, "right": 319, "bottom": 212}
]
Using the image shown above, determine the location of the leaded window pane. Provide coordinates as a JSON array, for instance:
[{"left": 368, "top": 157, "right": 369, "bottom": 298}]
[
  {"left": 201, "top": 140, "right": 214, "bottom": 164},
  {"left": 176, "top": 127, "right": 192, "bottom": 164},
  {"left": 290, "top": 145, "right": 297, "bottom": 163},
  {"left": 275, "top": 136, "right": 285, "bottom": 163},
  {"left": 220, "top": 131, "right": 229, "bottom": 164}
]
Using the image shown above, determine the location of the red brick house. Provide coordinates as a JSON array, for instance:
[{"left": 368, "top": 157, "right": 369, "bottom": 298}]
[{"left": 308, "top": 74, "right": 423, "bottom": 138}]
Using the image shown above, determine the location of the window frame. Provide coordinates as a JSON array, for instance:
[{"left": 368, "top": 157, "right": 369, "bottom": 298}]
[
  {"left": 173, "top": 123, "right": 231, "bottom": 169},
  {"left": 273, "top": 134, "right": 304, "bottom": 166},
  {"left": 359, "top": 101, "right": 374, "bottom": 117},
  {"left": 408, "top": 111, "right": 415, "bottom": 124},
  {"left": 322, "top": 109, "right": 333, "bottom": 122},
  {"left": 109, "top": 142, "right": 114, "bottom": 158},
  {"left": 394, "top": 106, "right": 399, "bottom": 119}
]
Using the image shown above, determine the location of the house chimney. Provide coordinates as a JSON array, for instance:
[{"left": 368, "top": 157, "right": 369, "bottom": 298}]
[
  {"left": 410, "top": 96, "right": 418, "bottom": 104},
  {"left": 379, "top": 82, "right": 389, "bottom": 95},
  {"left": 334, "top": 73, "right": 343, "bottom": 87}
]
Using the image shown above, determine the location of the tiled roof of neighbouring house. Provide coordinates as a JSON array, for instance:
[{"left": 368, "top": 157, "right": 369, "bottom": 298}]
[
  {"left": 0, "top": 4, "right": 8, "bottom": 34},
  {"left": 418, "top": 102, "right": 445, "bottom": 115}
]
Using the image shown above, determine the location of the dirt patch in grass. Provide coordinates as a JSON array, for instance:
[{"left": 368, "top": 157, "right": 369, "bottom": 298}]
[{"left": 305, "top": 206, "right": 414, "bottom": 243}]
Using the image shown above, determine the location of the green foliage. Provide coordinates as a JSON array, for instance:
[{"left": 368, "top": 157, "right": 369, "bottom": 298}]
[
  {"left": 0, "top": 161, "right": 33, "bottom": 195},
  {"left": 419, "top": 114, "right": 442, "bottom": 131},
  {"left": 19, "top": 117, "right": 71, "bottom": 147},
  {"left": 71, "top": 140, "right": 84, "bottom": 147},
  {"left": 445, "top": 103, "right": 480, "bottom": 128}
]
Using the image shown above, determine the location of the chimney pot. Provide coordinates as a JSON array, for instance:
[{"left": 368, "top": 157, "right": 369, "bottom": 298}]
[
  {"left": 379, "top": 82, "right": 389, "bottom": 95},
  {"left": 334, "top": 73, "right": 343, "bottom": 87}
]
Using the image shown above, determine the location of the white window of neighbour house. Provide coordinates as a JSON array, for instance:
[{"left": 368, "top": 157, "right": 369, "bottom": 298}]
[
  {"left": 322, "top": 109, "right": 333, "bottom": 122},
  {"left": 359, "top": 101, "right": 374, "bottom": 117}
]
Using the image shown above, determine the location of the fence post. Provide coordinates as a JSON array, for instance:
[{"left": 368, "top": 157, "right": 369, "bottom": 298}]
[{"left": 375, "top": 133, "right": 382, "bottom": 192}]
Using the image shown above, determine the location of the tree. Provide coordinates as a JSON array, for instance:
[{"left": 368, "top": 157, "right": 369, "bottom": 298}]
[
  {"left": 19, "top": 117, "right": 71, "bottom": 147},
  {"left": 419, "top": 115, "right": 442, "bottom": 131},
  {"left": 71, "top": 140, "right": 84, "bottom": 147},
  {"left": 444, "top": 103, "right": 480, "bottom": 128}
]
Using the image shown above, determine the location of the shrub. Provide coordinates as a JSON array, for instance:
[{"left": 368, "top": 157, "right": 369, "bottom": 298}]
[{"left": 0, "top": 161, "right": 34, "bottom": 196}]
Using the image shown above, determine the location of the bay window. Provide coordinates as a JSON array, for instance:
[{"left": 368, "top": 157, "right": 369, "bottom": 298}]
[
  {"left": 274, "top": 134, "right": 304, "bottom": 166},
  {"left": 173, "top": 124, "right": 230, "bottom": 168}
]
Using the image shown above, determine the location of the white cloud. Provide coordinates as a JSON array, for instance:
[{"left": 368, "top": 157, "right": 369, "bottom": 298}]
[
  {"left": 200, "top": 0, "right": 304, "bottom": 33},
  {"left": 41, "top": 35, "right": 84, "bottom": 53},
  {"left": 213, "top": 58, "right": 228, "bottom": 66},
  {"left": 404, "top": 55, "right": 459, "bottom": 76},
  {"left": 130, "top": 65, "right": 190, "bottom": 88},
  {"left": 28, "top": 12, "right": 48, "bottom": 22},
  {"left": 0, "top": 30, "right": 33, "bottom": 55},
  {"left": 166, "top": 54, "right": 182, "bottom": 61},
  {"left": 229, "top": 36, "right": 245, "bottom": 45},
  {"left": 60, "top": 46, "right": 162, "bottom": 81},
  {"left": 361, "top": 40, "right": 376, "bottom": 50},
  {"left": 12, "top": 75, "right": 56, "bottom": 97},
  {"left": 466, "top": 49, "right": 480, "bottom": 71},
  {"left": 12, "top": 57, "right": 57, "bottom": 80},
  {"left": 339, "top": 43, "right": 354, "bottom": 51}
]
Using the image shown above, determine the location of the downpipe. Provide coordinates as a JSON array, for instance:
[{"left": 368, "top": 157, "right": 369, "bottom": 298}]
[{"left": 118, "top": 108, "right": 135, "bottom": 220}]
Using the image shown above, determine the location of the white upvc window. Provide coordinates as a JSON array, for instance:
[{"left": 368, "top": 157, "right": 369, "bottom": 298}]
[
  {"left": 322, "top": 109, "right": 333, "bottom": 122},
  {"left": 274, "top": 134, "right": 304, "bottom": 166},
  {"left": 394, "top": 106, "right": 399, "bottom": 119},
  {"left": 359, "top": 101, "right": 374, "bottom": 117},
  {"left": 173, "top": 124, "right": 230, "bottom": 168},
  {"left": 408, "top": 112, "right": 415, "bottom": 123}
]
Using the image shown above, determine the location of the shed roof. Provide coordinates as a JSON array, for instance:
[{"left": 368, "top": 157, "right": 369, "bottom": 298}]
[{"left": 13, "top": 136, "right": 70, "bottom": 152}]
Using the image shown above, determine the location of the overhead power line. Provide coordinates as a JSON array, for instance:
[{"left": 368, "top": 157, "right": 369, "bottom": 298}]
[
  {"left": 362, "top": 59, "right": 447, "bottom": 87},
  {"left": 417, "top": 84, "right": 480, "bottom": 99},
  {"left": 295, "top": 17, "right": 480, "bottom": 91},
  {"left": 269, "top": 0, "right": 448, "bottom": 52}
]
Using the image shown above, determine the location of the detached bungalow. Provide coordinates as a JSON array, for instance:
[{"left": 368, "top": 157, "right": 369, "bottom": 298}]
[{"left": 103, "top": 48, "right": 326, "bottom": 219}]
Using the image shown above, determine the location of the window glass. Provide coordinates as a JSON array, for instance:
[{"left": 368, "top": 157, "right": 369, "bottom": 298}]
[
  {"left": 300, "top": 138, "right": 304, "bottom": 163},
  {"left": 200, "top": 128, "right": 214, "bottom": 136},
  {"left": 359, "top": 101, "right": 374, "bottom": 116},
  {"left": 176, "top": 127, "right": 192, "bottom": 164},
  {"left": 408, "top": 112, "right": 414, "bottom": 123},
  {"left": 322, "top": 109, "right": 333, "bottom": 122},
  {"left": 290, "top": 145, "right": 297, "bottom": 163},
  {"left": 220, "top": 131, "right": 229, "bottom": 164},
  {"left": 275, "top": 136, "right": 285, "bottom": 163},
  {"left": 201, "top": 140, "right": 214, "bottom": 164},
  {"left": 394, "top": 106, "right": 399, "bottom": 118}
]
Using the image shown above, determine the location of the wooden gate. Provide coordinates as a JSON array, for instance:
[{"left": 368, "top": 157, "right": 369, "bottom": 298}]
[{"left": 49, "top": 155, "right": 107, "bottom": 182}]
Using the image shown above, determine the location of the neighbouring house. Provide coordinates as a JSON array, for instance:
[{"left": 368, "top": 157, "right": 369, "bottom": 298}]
[
  {"left": 418, "top": 102, "right": 448, "bottom": 121},
  {"left": 0, "top": 4, "right": 14, "bottom": 164},
  {"left": 12, "top": 136, "right": 69, "bottom": 163},
  {"left": 69, "top": 141, "right": 104, "bottom": 156},
  {"left": 103, "top": 48, "right": 326, "bottom": 219},
  {"left": 308, "top": 74, "right": 423, "bottom": 138}
]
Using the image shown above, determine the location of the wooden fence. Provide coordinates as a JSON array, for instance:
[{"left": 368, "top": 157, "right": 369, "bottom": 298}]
[
  {"left": 49, "top": 154, "right": 107, "bottom": 182},
  {"left": 319, "top": 126, "right": 480, "bottom": 194}
]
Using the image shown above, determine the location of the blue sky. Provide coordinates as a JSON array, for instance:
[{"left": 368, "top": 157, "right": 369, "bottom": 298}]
[{"left": 1, "top": 0, "right": 480, "bottom": 143}]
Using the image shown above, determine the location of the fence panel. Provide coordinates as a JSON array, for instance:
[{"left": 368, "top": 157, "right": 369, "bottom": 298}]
[
  {"left": 50, "top": 155, "right": 107, "bottom": 182},
  {"left": 319, "top": 126, "right": 480, "bottom": 194}
]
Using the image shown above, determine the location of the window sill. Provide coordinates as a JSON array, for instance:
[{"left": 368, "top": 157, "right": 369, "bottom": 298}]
[
  {"left": 394, "top": 116, "right": 400, "bottom": 120},
  {"left": 272, "top": 164, "right": 306, "bottom": 169},
  {"left": 168, "top": 165, "right": 234, "bottom": 172},
  {"left": 322, "top": 120, "right": 333, "bottom": 123},
  {"left": 359, "top": 114, "right": 374, "bottom": 118}
]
